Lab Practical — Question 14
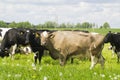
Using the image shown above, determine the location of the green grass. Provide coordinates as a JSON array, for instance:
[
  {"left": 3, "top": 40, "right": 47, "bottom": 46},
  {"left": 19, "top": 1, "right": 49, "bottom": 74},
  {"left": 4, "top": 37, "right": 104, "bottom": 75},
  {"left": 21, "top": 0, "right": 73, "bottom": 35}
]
[
  {"left": 0, "top": 44, "right": 120, "bottom": 80},
  {"left": 0, "top": 28, "right": 120, "bottom": 80}
]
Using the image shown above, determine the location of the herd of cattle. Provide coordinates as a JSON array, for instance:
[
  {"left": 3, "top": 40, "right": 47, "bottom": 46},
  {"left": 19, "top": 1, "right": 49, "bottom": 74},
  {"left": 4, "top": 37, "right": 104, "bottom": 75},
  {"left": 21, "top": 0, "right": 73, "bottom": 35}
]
[{"left": 0, "top": 28, "right": 120, "bottom": 69}]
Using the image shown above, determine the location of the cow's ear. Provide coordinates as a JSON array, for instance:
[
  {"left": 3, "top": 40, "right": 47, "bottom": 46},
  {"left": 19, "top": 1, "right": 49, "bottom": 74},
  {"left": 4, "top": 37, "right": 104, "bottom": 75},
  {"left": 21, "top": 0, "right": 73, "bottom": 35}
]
[
  {"left": 35, "top": 33, "right": 40, "bottom": 38},
  {"left": 49, "top": 33, "right": 55, "bottom": 39}
]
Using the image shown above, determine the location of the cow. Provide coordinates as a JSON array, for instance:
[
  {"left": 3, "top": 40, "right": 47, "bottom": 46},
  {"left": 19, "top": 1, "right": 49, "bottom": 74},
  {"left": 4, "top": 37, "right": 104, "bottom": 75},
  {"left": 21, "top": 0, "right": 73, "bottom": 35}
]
[
  {"left": 25, "top": 29, "right": 88, "bottom": 65},
  {"left": 104, "top": 31, "right": 120, "bottom": 63},
  {"left": 0, "top": 28, "right": 30, "bottom": 58},
  {"left": 0, "top": 28, "right": 32, "bottom": 55},
  {"left": 25, "top": 29, "right": 57, "bottom": 64},
  {"left": 40, "top": 31, "right": 105, "bottom": 69},
  {"left": 25, "top": 29, "right": 44, "bottom": 64},
  {"left": 0, "top": 28, "right": 11, "bottom": 43}
]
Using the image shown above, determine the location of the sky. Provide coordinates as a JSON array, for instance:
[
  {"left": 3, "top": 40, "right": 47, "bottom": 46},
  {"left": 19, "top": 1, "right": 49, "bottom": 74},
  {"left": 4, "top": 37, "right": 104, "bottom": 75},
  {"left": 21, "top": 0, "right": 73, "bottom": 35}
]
[{"left": 0, "top": 0, "right": 120, "bottom": 28}]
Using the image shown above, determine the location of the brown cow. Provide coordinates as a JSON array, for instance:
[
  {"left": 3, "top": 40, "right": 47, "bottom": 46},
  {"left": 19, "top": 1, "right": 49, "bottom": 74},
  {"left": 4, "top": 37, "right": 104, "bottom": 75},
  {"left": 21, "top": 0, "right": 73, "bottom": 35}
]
[{"left": 40, "top": 31, "right": 105, "bottom": 69}]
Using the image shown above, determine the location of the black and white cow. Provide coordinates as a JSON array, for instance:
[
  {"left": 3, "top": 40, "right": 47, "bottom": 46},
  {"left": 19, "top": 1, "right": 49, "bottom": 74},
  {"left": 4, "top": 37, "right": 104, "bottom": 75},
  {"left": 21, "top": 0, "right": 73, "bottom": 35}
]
[
  {"left": 25, "top": 29, "right": 48, "bottom": 64},
  {"left": 104, "top": 31, "right": 120, "bottom": 63},
  {"left": 25, "top": 29, "right": 58, "bottom": 64},
  {"left": 0, "top": 28, "right": 30, "bottom": 58},
  {"left": 0, "top": 28, "right": 32, "bottom": 55},
  {"left": 0, "top": 28, "right": 11, "bottom": 43}
]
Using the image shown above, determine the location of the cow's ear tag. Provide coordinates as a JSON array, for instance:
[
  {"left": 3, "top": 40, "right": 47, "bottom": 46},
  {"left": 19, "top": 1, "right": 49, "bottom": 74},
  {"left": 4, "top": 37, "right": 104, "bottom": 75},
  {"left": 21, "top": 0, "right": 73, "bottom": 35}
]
[
  {"left": 35, "top": 33, "right": 40, "bottom": 38},
  {"left": 20, "top": 32, "right": 23, "bottom": 35}
]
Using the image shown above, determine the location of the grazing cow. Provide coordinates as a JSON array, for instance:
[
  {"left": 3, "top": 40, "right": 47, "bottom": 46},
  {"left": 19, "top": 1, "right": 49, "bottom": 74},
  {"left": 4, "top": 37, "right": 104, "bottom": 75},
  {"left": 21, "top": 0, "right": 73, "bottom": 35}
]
[
  {"left": 104, "top": 31, "right": 120, "bottom": 63},
  {"left": 40, "top": 31, "right": 105, "bottom": 69},
  {"left": 0, "top": 28, "right": 29, "bottom": 57},
  {"left": 0, "top": 28, "right": 31, "bottom": 55}
]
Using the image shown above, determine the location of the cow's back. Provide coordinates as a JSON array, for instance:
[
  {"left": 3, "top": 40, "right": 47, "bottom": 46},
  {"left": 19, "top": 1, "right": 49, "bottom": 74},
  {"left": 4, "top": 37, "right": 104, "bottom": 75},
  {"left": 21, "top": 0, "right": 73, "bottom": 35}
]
[
  {"left": 50, "top": 31, "right": 93, "bottom": 56},
  {"left": 0, "top": 28, "right": 11, "bottom": 43}
]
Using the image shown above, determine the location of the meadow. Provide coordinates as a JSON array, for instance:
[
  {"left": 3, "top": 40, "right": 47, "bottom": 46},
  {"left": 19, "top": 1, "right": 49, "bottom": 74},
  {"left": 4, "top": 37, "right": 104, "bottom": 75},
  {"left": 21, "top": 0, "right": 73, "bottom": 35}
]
[{"left": 0, "top": 28, "right": 120, "bottom": 80}]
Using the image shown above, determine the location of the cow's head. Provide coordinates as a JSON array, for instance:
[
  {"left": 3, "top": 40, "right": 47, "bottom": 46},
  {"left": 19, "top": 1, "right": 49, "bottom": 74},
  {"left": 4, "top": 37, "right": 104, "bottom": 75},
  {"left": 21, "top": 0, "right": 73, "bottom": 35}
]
[
  {"left": 41, "top": 31, "right": 54, "bottom": 46},
  {"left": 25, "top": 29, "right": 41, "bottom": 45},
  {"left": 104, "top": 31, "right": 113, "bottom": 43},
  {"left": 17, "top": 28, "right": 30, "bottom": 45}
]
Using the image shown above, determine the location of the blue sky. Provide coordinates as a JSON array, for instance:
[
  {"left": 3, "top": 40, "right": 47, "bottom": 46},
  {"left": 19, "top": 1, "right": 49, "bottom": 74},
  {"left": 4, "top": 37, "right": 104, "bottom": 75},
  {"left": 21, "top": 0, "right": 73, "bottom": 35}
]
[{"left": 0, "top": 0, "right": 120, "bottom": 28}]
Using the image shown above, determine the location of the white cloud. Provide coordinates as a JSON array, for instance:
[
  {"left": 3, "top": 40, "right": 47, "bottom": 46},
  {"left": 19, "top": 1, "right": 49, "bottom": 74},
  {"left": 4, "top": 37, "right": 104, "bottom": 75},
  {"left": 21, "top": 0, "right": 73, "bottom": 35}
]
[{"left": 0, "top": 0, "right": 120, "bottom": 28}]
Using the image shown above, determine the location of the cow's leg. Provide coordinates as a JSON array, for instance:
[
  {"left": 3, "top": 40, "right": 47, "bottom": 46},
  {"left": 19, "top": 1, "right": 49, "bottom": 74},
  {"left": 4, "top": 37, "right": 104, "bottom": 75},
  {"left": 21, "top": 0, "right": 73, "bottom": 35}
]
[
  {"left": 38, "top": 51, "right": 44, "bottom": 65},
  {"left": 90, "top": 55, "right": 98, "bottom": 70},
  {"left": 59, "top": 54, "right": 66, "bottom": 66},
  {"left": 34, "top": 52, "right": 38, "bottom": 65},
  {"left": 71, "top": 58, "right": 74, "bottom": 64},
  {"left": 117, "top": 52, "right": 120, "bottom": 63},
  {"left": 98, "top": 55, "right": 105, "bottom": 69},
  {"left": 10, "top": 44, "right": 17, "bottom": 59}
]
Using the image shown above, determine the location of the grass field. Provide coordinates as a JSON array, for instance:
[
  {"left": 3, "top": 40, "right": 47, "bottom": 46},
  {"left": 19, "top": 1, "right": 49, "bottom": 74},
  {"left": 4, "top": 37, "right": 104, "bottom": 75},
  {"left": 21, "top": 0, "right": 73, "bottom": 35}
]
[{"left": 0, "top": 28, "right": 120, "bottom": 80}]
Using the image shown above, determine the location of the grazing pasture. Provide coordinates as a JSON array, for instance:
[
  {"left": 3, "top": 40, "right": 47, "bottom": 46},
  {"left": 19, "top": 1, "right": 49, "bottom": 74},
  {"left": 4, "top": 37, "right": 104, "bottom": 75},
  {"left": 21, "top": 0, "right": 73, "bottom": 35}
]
[{"left": 0, "top": 28, "right": 120, "bottom": 80}]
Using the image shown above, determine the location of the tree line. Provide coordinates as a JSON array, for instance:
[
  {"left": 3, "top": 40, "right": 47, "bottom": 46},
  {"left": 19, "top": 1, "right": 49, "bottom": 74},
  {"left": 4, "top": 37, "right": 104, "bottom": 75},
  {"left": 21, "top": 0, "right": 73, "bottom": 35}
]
[{"left": 0, "top": 20, "right": 110, "bottom": 29}]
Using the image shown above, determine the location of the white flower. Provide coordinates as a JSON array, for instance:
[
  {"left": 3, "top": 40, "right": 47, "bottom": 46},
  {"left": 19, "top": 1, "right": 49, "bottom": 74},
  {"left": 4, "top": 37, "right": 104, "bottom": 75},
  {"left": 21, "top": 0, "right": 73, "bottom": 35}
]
[
  {"left": 117, "top": 75, "right": 120, "bottom": 78},
  {"left": 46, "top": 64, "right": 49, "bottom": 66},
  {"left": 100, "top": 74, "right": 105, "bottom": 77},
  {"left": 44, "top": 76, "right": 48, "bottom": 80},
  {"left": 8, "top": 74, "right": 11, "bottom": 77},
  {"left": 39, "top": 67, "right": 42, "bottom": 71},
  {"left": 113, "top": 76, "right": 117, "bottom": 80},
  {"left": 59, "top": 72, "right": 62, "bottom": 76},
  {"left": 16, "top": 64, "right": 20, "bottom": 66},
  {"left": 33, "top": 67, "right": 36, "bottom": 70},
  {"left": 2, "top": 62, "right": 6, "bottom": 65},
  {"left": 109, "top": 75, "right": 112, "bottom": 78},
  {"left": 27, "top": 59, "right": 30, "bottom": 62},
  {"left": 94, "top": 72, "right": 97, "bottom": 75},
  {"left": 32, "top": 63, "right": 35, "bottom": 67},
  {"left": 113, "top": 73, "right": 116, "bottom": 76},
  {"left": 15, "top": 74, "right": 21, "bottom": 77}
]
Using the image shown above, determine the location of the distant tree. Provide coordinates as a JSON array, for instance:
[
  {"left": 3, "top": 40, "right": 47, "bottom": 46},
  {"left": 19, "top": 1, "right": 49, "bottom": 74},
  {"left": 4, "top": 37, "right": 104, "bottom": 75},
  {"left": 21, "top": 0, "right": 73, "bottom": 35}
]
[
  {"left": 17, "top": 21, "right": 33, "bottom": 28},
  {"left": 8, "top": 21, "right": 17, "bottom": 28},
  {"left": 81, "top": 22, "right": 91, "bottom": 28},
  {"left": 59, "top": 23, "right": 67, "bottom": 28},
  {"left": 43, "top": 21, "right": 58, "bottom": 28},
  {"left": 66, "top": 23, "right": 74, "bottom": 28},
  {"left": 89, "top": 23, "right": 92, "bottom": 28},
  {"left": 102, "top": 22, "right": 110, "bottom": 29},
  {"left": 100, "top": 26, "right": 103, "bottom": 29},
  {"left": 75, "top": 23, "right": 81, "bottom": 28},
  {"left": 36, "top": 24, "right": 44, "bottom": 29},
  {"left": 0, "top": 20, "right": 8, "bottom": 28}
]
